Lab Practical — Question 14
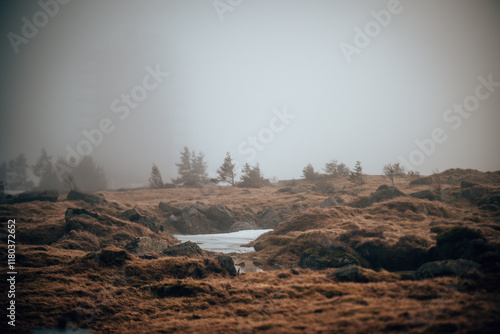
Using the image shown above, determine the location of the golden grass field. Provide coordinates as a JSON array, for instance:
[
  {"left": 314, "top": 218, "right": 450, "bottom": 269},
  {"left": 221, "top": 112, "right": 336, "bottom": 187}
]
[{"left": 1, "top": 169, "right": 500, "bottom": 333}]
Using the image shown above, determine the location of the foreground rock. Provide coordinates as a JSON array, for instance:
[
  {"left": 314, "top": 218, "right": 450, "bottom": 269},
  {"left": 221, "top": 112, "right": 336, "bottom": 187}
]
[
  {"left": 410, "top": 190, "right": 436, "bottom": 201},
  {"left": 167, "top": 202, "right": 237, "bottom": 234},
  {"left": 299, "top": 244, "right": 362, "bottom": 270},
  {"left": 83, "top": 247, "right": 132, "bottom": 267},
  {"left": 205, "top": 204, "right": 235, "bottom": 231},
  {"left": 120, "top": 208, "right": 164, "bottom": 232},
  {"left": 2, "top": 190, "right": 59, "bottom": 204},
  {"left": 409, "top": 176, "right": 433, "bottom": 185},
  {"left": 158, "top": 202, "right": 182, "bottom": 216},
  {"left": 349, "top": 185, "right": 405, "bottom": 208},
  {"left": 217, "top": 254, "right": 237, "bottom": 276},
  {"left": 415, "top": 259, "right": 480, "bottom": 279},
  {"left": 320, "top": 197, "right": 339, "bottom": 208},
  {"left": 163, "top": 241, "right": 206, "bottom": 257},
  {"left": 434, "top": 227, "right": 486, "bottom": 260},
  {"left": 460, "top": 186, "right": 490, "bottom": 204},
  {"left": 67, "top": 190, "right": 105, "bottom": 204},
  {"left": 256, "top": 207, "right": 281, "bottom": 229},
  {"left": 125, "top": 236, "right": 173, "bottom": 258},
  {"left": 328, "top": 265, "right": 369, "bottom": 283},
  {"left": 313, "top": 181, "right": 335, "bottom": 195}
]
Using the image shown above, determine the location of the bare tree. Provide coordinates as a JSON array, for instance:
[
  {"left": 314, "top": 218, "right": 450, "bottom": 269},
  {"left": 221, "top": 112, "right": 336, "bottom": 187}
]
[{"left": 382, "top": 162, "right": 406, "bottom": 187}]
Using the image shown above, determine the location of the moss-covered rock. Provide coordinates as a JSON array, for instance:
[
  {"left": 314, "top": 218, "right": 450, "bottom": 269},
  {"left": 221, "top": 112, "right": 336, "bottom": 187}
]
[
  {"left": 436, "top": 227, "right": 486, "bottom": 260},
  {"left": 299, "top": 243, "right": 362, "bottom": 270}
]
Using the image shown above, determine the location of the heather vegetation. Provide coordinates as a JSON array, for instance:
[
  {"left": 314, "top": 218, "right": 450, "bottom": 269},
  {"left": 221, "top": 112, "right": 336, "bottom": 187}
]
[{"left": 1, "top": 168, "right": 499, "bottom": 332}]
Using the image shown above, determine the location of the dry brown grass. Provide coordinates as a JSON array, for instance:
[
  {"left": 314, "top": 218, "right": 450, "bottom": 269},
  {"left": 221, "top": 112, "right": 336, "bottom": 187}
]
[{"left": 1, "top": 169, "right": 499, "bottom": 333}]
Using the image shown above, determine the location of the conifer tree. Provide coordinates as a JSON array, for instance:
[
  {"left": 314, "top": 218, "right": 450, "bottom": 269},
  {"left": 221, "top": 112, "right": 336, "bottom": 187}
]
[
  {"left": 149, "top": 164, "right": 164, "bottom": 189},
  {"left": 217, "top": 152, "right": 236, "bottom": 186}
]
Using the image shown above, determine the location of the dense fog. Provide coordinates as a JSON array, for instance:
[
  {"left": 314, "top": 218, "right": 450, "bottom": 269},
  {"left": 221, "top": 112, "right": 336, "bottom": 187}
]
[{"left": 1, "top": 0, "right": 499, "bottom": 189}]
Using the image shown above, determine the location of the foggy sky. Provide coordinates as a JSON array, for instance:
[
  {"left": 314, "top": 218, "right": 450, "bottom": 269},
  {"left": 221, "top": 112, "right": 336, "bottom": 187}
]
[{"left": 1, "top": 0, "right": 499, "bottom": 188}]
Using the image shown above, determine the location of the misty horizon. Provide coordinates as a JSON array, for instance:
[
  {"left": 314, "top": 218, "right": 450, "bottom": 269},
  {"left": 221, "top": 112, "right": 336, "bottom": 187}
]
[{"left": 1, "top": 0, "right": 500, "bottom": 189}]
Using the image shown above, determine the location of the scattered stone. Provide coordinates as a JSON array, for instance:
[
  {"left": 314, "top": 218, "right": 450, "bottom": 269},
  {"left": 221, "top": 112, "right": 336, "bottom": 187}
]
[
  {"left": 335, "top": 196, "right": 345, "bottom": 204},
  {"left": 478, "top": 194, "right": 500, "bottom": 206},
  {"left": 65, "top": 208, "right": 99, "bottom": 222},
  {"left": 417, "top": 204, "right": 429, "bottom": 215},
  {"left": 445, "top": 176, "right": 459, "bottom": 185},
  {"left": 460, "top": 187, "right": 489, "bottom": 203},
  {"left": 291, "top": 203, "right": 308, "bottom": 212},
  {"left": 414, "top": 259, "right": 480, "bottom": 279},
  {"left": 461, "top": 180, "right": 477, "bottom": 188},
  {"left": 277, "top": 272, "right": 290, "bottom": 279},
  {"left": 177, "top": 206, "right": 212, "bottom": 234},
  {"left": 277, "top": 186, "right": 293, "bottom": 193},
  {"left": 67, "top": 190, "right": 104, "bottom": 205},
  {"left": 163, "top": 241, "right": 206, "bottom": 258},
  {"left": 349, "top": 185, "right": 405, "bottom": 208},
  {"left": 370, "top": 185, "right": 405, "bottom": 203},
  {"left": 300, "top": 244, "right": 361, "bottom": 270},
  {"left": 206, "top": 204, "right": 235, "bottom": 231},
  {"left": 193, "top": 201, "right": 208, "bottom": 213},
  {"left": 327, "top": 265, "right": 369, "bottom": 283},
  {"left": 320, "top": 197, "right": 339, "bottom": 208},
  {"left": 410, "top": 190, "right": 436, "bottom": 201},
  {"left": 436, "top": 227, "right": 486, "bottom": 260},
  {"left": 159, "top": 202, "right": 182, "bottom": 216},
  {"left": 253, "top": 241, "right": 263, "bottom": 252},
  {"left": 257, "top": 207, "right": 280, "bottom": 229},
  {"left": 348, "top": 196, "right": 372, "bottom": 209},
  {"left": 314, "top": 181, "right": 335, "bottom": 195},
  {"left": 120, "top": 208, "right": 163, "bottom": 232},
  {"left": 410, "top": 176, "right": 433, "bottom": 185},
  {"left": 9, "top": 190, "right": 59, "bottom": 204},
  {"left": 85, "top": 247, "right": 132, "bottom": 267},
  {"left": 125, "top": 236, "right": 173, "bottom": 256},
  {"left": 120, "top": 208, "right": 142, "bottom": 221},
  {"left": 217, "top": 255, "right": 237, "bottom": 276}
]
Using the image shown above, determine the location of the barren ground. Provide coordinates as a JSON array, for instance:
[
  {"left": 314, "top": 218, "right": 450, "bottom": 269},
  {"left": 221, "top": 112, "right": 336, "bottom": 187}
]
[{"left": 1, "top": 169, "right": 500, "bottom": 333}]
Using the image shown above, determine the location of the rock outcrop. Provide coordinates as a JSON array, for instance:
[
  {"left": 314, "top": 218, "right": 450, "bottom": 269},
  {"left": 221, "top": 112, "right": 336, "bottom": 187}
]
[
  {"left": 67, "top": 190, "right": 104, "bottom": 205},
  {"left": 3, "top": 190, "right": 59, "bottom": 204},
  {"left": 349, "top": 185, "right": 405, "bottom": 208},
  {"left": 163, "top": 241, "right": 206, "bottom": 257},
  {"left": 409, "top": 176, "right": 433, "bottom": 185},
  {"left": 415, "top": 259, "right": 480, "bottom": 279},
  {"left": 120, "top": 208, "right": 164, "bottom": 232},
  {"left": 320, "top": 197, "right": 339, "bottom": 208},
  {"left": 125, "top": 236, "right": 173, "bottom": 258},
  {"left": 217, "top": 255, "right": 237, "bottom": 276}
]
